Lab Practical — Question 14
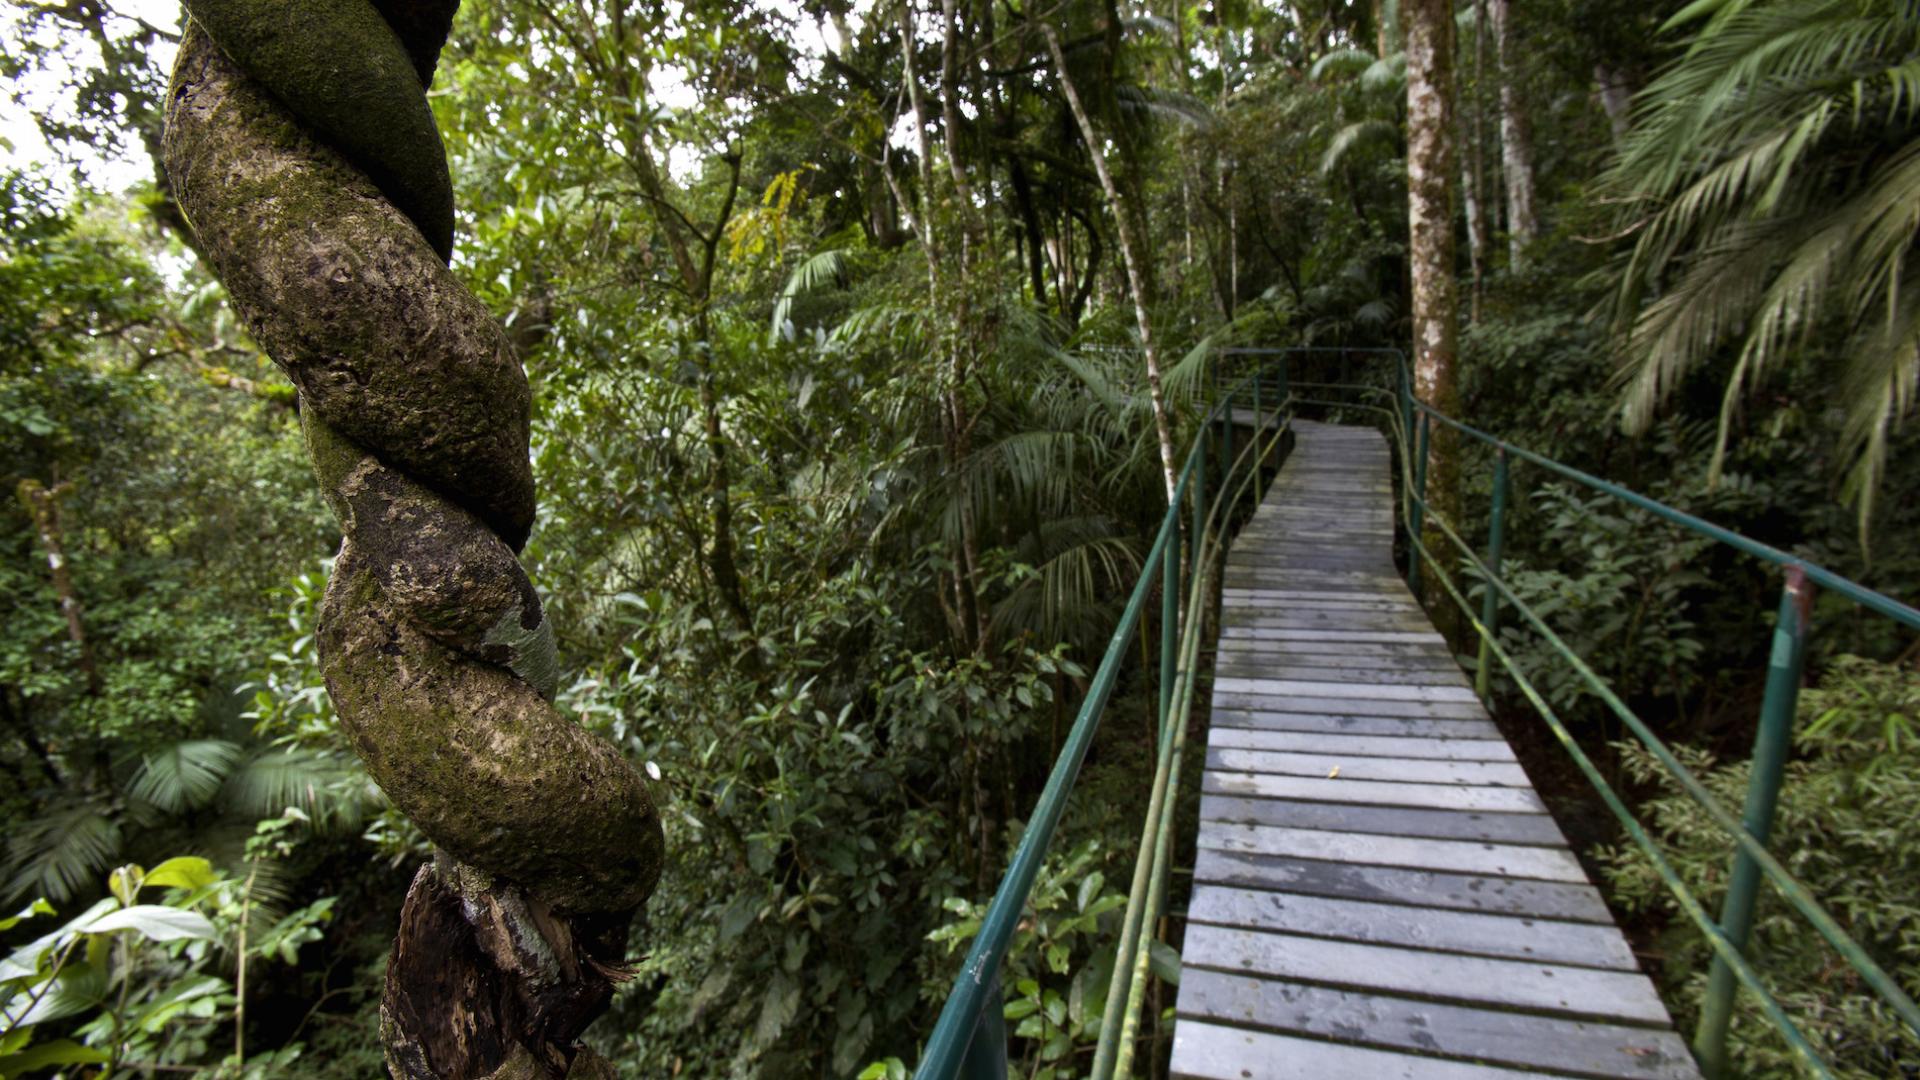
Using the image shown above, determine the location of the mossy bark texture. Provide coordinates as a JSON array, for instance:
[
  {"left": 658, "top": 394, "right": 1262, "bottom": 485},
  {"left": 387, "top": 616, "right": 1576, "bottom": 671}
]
[{"left": 162, "top": 5, "right": 662, "bottom": 1076}]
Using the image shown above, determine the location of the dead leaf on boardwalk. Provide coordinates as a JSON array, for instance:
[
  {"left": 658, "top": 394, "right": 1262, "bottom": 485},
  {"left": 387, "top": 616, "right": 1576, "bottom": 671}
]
[{"left": 1327, "top": 765, "right": 1340, "bottom": 779}]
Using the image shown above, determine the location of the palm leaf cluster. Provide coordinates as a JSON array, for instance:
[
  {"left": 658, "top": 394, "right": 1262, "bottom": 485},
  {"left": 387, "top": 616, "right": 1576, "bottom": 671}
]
[
  {"left": 4, "top": 739, "right": 373, "bottom": 904},
  {"left": 1606, "top": 0, "right": 1920, "bottom": 538}
]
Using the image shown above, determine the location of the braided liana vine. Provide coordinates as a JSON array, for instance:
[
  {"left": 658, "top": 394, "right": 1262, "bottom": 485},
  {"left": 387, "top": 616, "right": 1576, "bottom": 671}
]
[{"left": 162, "top": 3, "right": 663, "bottom": 1076}]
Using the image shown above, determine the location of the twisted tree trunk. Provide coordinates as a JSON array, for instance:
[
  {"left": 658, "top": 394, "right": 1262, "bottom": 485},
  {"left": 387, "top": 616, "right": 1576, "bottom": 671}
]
[{"left": 163, "top": 4, "right": 662, "bottom": 1075}]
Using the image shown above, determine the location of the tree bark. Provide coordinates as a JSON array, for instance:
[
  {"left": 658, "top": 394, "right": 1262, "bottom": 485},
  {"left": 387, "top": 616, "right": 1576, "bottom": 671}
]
[
  {"left": 1405, "top": 0, "right": 1463, "bottom": 620},
  {"left": 1043, "top": 24, "right": 1180, "bottom": 503},
  {"left": 164, "top": 7, "right": 660, "bottom": 1074},
  {"left": 1463, "top": 0, "right": 1490, "bottom": 318},
  {"left": 1594, "top": 64, "right": 1633, "bottom": 143},
  {"left": 1487, "top": 0, "right": 1537, "bottom": 265},
  {"left": 17, "top": 479, "right": 101, "bottom": 696}
]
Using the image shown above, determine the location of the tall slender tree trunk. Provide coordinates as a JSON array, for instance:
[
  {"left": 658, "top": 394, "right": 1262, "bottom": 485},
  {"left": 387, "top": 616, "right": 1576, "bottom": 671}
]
[
  {"left": 1405, "top": 0, "right": 1462, "bottom": 622},
  {"left": 1487, "top": 0, "right": 1537, "bottom": 266},
  {"left": 1463, "top": 0, "right": 1490, "bottom": 319},
  {"left": 1594, "top": 64, "right": 1633, "bottom": 142},
  {"left": 18, "top": 480, "right": 101, "bottom": 696},
  {"left": 1043, "top": 24, "right": 1179, "bottom": 502}
]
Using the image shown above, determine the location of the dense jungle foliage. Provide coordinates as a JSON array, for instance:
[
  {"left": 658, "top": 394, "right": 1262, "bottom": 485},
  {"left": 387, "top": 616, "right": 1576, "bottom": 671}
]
[{"left": 2, "top": 0, "right": 1917, "bottom": 1076}]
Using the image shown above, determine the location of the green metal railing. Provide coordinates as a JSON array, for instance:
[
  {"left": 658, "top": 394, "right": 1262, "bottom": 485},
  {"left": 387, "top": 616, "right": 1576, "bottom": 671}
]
[
  {"left": 1227, "top": 345, "right": 1920, "bottom": 1079},
  {"left": 919, "top": 343, "right": 1919, "bottom": 1079},
  {"left": 915, "top": 358, "right": 1292, "bottom": 1080}
]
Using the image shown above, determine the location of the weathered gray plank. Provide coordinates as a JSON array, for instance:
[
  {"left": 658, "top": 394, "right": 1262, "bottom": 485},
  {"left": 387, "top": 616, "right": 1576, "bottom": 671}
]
[
  {"left": 1170, "top": 1021, "right": 1564, "bottom": 1080},
  {"left": 1204, "top": 769, "right": 1547, "bottom": 812},
  {"left": 1214, "top": 659, "right": 1473, "bottom": 686},
  {"left": 1208, "top": 728, "right": 1517, "bottom": 762},
  {"left": 1213, "top": 677, "right": 1482, "bottom": 704},
  {"left": 1176, "top": 972, "right": 1699, "bottom": 1080},
  {"left": 1183, "top": 924, "right": 1671, "bottom": 1024},
  {"left": 1186, "top": 885, "right": 1639, "bottom": 969},
  {"left": 1205, "top": 747, "right": 1532, "bottom": 788},
  {"left": 1198, "top": 794, "right": 1565, "bottom": 846},
  {"left": 1193, "top": 848, "right": 1614, "bottom": 923},
  {"left": 1208, "top": 709, "right": 1502, "bottom": 739},
  {"left": 1216, "top": 623, "right": 1436, "bottom": 639},
  {"left": 1195, "top": 821, "right": 1588, "bottom": 883},
  {"left": 1209, "top": 693, "right": 1490, "bottom": 720}
]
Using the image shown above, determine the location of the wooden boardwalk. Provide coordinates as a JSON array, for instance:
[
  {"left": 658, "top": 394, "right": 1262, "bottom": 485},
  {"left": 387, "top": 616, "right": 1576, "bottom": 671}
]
[{"left": 1168, "top": 420, "right": 1700, "bottom": 1080}]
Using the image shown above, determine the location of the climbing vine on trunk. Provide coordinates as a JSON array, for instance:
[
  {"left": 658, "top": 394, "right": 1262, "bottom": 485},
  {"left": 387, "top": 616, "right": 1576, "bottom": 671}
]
[{"left": 162, "top": 3, "right": 663, "bottom": 1076}]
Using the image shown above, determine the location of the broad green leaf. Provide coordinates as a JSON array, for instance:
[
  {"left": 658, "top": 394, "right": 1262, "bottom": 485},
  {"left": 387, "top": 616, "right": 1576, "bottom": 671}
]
[
  {"left": 142, "top": 857, "right": 216, "bottom": 891},
  {"left": 0, "top": 1038, "right": 110, "bottom": 1078},
  {"left": 1148, "top": 940, "right": 1182, "bottom": 986},
  {"left": 82, "top": 905, "right": 217, "bottom": 943}
]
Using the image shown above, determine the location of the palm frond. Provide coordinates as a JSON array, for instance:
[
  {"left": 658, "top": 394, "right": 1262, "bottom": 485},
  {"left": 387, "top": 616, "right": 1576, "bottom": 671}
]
[
  {"left": 4, "top": 801, "right": 123, "bottom": 904},
  {"left": 1309, "top": 47, "right": 1378, "bottom": 82},
  {"left": 224, "top": 748, "right": 372, "bottom": 833},
  {"left": 1320, "top": 119, "right": 1399, "bottom": 176},
  {"left": 129, "top": 739, "right": 245, "bottom": 814},
  {"left": 769, "top": 248, "right": 849, "bottom": 345},
  {"left": 1360, "top": 54, "right": 1408, "bottom": 95}
]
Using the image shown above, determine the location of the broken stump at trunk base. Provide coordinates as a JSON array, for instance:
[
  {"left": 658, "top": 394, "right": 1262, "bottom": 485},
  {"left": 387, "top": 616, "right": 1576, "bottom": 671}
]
[{"left": 382, "top": 861, "right": 634, "bottom": 1080}]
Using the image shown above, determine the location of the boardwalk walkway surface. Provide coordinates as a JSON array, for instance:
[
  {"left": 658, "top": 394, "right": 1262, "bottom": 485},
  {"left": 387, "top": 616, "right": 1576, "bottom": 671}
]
[{"left": 1168, "top": 420, "right": 1700, "bottom": 1080}]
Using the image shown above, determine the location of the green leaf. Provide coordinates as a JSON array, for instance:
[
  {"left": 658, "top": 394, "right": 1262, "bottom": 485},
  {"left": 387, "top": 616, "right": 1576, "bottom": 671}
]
[
  {"left": 0, "top": 1039, "right": 110, "bottom": 1078},
  {"left": 1148, "top": 940, "right": 1182, "bottom": 986},
  {"left": 142, "top": 857, "right": 216, "bottom": 891},
  {"left": 1076, "top": 871, "right": 1104, "bottom": 913},
  {"left": 81, "top": 905, "right": 217, "bottom": 943},
  {"left": 0, "top": 900, "right": 54, "bottom": 934}
]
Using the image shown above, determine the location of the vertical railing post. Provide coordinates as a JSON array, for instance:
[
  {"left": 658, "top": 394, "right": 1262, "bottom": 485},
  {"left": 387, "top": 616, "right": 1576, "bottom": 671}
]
[
  {"left": 1192, "top": 435, "right": 1207, "bottom": 581},
  {"left": 1219, "top": 369, "right": 1233, "bottom": 486},
  {"left": 1407, "top": 412, "right": 1430, "bottom": 596},
  {"left": 1692, "top": 566, "right": 1813, "bottom": 1078},
  {"left": 1252, "top": 357, "right": 1262, "bottom": 438},
  {"left": 956, "top": 974, "right": 1009, "bottom": 1080},
  {"left": 1159, "top": 512, "right": 1178, "bottom": 727},
  {"left": 1474, "top": 447, "right": 1509, "bottom": 700}
]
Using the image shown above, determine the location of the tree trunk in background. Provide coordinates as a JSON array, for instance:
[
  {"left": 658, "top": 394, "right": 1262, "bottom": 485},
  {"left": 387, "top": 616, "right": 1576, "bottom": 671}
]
[
  {"left": 1463, "top": 0, "right": 1490, "bottom": 319},
  {"left": 1044, "top": 24, "right": 1180, "bottom": 503},
  {"left": 1595, "top": 64, "right": 1633, "bottom": 142},
  {"left": 18, "top": 480, "right": 101, "bottom": 696},
  {"left": 1488, "top": 0, "right": 1537, "bottom": 266},
  {"left": 1404, "top": 0, "right": 1462, "bottom": 625}
]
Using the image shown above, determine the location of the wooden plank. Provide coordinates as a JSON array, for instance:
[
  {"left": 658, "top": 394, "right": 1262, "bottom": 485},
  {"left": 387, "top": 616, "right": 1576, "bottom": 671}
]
[
  {"left": 1203, "top": 770, "right": 1547, "bottom": 813},
  {"left": 1208, "top": 728, "right": 1517, "bottom": 762},
  {"left": 1214, "top": 643, "right": 1459, "bottom": 665},
  {"left": 1170, "top": 1021, "right": 1564, "bottom": 1080},
  {"left": 1186, "top": 885, "right": 1640, "bottom": 969},
  {"left": 1176, "top": 972, "right": 1700, "bottom": 1080},
  {"left": 1206, "top": 747, "right": 1531, "bottom": 788},
  {"left": 1209, "top": 693, "right": 1490, "bottom": 720},
  {"left": 1198, "top": 794, "right": 1565, "bottom": 847},
  {"left": 1183, "top": 924, "right": 1671, "bottom": 1024},
  {"left": 1214, "top": 660, "right": 1472, "bottom": 686},
  {"left": 1193, "top": 848, "right": 1614, "bottom": 923},
  {"left": 1196, "top": 821, "right": 1588, "bottom": 883},
  {"left": 1213, "top": 584, "right": 1428, "bottom": 599},
  {"left": 1208, "top": 709, "right": 1502, "bottom": 739},
  {"left": 1213, "top": 677, "right": 1482, "bottom": 704},
  {"left": 1221, "top": 622, "right": 1443, "bottom": 638}
]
